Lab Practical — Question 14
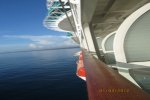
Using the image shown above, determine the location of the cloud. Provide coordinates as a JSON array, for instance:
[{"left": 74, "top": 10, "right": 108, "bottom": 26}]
[
  {"left": 29, "top": 43, "right": 38, "bottom": 49},
  {"left": 3, "top": 35, "right": 78, "bottom": 49}
]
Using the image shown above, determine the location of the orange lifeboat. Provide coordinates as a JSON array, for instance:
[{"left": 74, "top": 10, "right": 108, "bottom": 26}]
[{"left": 76, "top": 52, "right": 86, "bottom": 81}]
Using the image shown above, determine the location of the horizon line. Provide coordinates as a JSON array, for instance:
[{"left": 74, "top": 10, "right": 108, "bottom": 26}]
[{"left": 0, "top": 46, "right": 80, "bottom": 54}]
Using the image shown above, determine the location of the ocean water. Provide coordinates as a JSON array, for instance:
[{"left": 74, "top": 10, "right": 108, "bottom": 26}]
[{"left": 0, "top": 48, "right": 88, "bottom": 100}]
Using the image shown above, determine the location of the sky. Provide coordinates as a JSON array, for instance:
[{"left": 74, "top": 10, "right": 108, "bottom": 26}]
[{"left": 0, "top": 0, "right": 78, "bottom": 52}]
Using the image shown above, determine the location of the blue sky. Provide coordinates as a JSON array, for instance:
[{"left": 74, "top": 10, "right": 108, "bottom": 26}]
[{"left": 0, "top": 0, "right": 77, "bottom": 52}]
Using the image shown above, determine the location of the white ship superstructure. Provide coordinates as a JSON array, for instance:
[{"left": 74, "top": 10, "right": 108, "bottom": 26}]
[
  {"left": 44, "top": 0, "right": 72, "bottom": 32},
  {"left": 44, "top": 0, "right": 150, "bottom": 100}
]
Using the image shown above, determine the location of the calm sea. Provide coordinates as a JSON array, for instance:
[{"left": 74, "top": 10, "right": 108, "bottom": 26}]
[{"left": 0, "top": 48, "right": 88, "bottom": 100}]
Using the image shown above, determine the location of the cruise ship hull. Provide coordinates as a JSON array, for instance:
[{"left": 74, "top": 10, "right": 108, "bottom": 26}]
[{"left": 44, "top": 0, "right": 150, "bottom": 99}]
